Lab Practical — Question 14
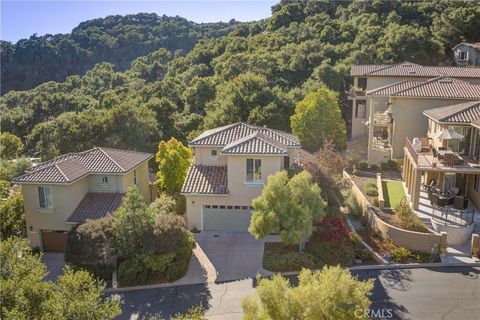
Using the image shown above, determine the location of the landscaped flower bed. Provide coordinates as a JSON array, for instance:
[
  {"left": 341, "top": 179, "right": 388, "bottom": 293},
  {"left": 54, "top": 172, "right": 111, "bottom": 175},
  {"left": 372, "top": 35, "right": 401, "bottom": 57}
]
[{"left": 263, "top": 213, "right": 376, "bottom": 272}]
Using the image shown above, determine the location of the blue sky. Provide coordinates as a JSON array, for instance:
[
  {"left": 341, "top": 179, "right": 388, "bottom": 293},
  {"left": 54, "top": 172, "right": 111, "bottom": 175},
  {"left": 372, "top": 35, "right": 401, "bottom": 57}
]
[{"left": 1, "top": 0, "right": 278, "bottom": 43}]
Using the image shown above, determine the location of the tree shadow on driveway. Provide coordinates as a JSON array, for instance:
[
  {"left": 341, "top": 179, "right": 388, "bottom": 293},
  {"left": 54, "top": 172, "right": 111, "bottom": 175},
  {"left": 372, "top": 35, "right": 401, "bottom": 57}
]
[{"left": 115, "top": 282, "right": 212, "bottom": 320}]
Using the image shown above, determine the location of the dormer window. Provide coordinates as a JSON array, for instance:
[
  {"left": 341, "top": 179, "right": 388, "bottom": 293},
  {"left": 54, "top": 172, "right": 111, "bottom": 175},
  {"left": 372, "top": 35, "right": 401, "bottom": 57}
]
[
  {"left": 100, "top": 176, "right": 109, "bottom": 184},
  {"left": 459, "top": 51, "right": 469, "bottom": 61},
  {"left": 209, "top": 150, "right": 218, "bottom": 159}
]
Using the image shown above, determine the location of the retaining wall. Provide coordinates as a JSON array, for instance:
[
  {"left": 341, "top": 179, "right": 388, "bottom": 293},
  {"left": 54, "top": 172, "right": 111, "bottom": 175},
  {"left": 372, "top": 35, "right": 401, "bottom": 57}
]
[{"left": 344, "top": 170, "right": 445, "bottom": 254}]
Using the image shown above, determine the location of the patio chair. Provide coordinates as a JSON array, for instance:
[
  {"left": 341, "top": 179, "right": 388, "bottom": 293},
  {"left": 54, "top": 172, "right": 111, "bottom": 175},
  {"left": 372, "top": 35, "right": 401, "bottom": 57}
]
[
  {"left": 442, "top": 153, "right": 456, "bottom": 167},
  {"left": 454, "top": 196, "right": 467, "bottom": 210},
  {"left": 431, "top": 193, "right": 439, "bottom": 206}
]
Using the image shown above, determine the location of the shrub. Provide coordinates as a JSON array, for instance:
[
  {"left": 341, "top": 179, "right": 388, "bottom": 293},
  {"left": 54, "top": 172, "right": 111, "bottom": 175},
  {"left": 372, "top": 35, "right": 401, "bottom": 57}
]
[
  {"left": 371, "top": 197, "right": 379, "bottom": 207},
  {"left": 395, "top": 204, "right": 428, "bottom": 233},
  {"left": 380, "top": 159, "right": 397, "bottom": 170},
  {"left": 149, "top": 194, "right": 176, "bottom": 215},
  {"left": 365, "top": 180, "right": 377, "bottom": 190},
  {"left": 65, "top": 215, "right": 114, "bottom": 280},
  {"left": 391, "top": 247, "right": 413, "bottom": 263},
  {"left": 173, "top": 193, "right": 187, "bottom": 214},
  {"left": 306, "top": 239, "right": 355, "bottom": 267},
  {"left": 369, "top": 164, "right": 378, "bottom": 170},
  {"left": 347, "top": 153, "right": 362, "bottom": 168},
  {"left": 325, "top": 206, "right": 341, "bottom": 216},
  {"left": 346, "top": 192, "right": 362, "bottom": 217},
  {"left": 357, "top": 161, "right": 368, "bottom": 171},
  {"left": 263, "top": 250, "right": 319, "bottom": 272},
  {"left": 118, "top": 257, "right": 149, "bottom": 285},
  {"left": 364, "top": 185, "right": 378, "bottom": 197},
  {"left": 149, "top": 214, "right": 195, "bottom": 281}
]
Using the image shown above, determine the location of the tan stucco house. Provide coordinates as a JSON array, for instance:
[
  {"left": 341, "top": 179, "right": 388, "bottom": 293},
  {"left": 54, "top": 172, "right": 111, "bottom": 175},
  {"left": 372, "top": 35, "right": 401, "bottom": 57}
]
[
  {"left": 181, "top": 122, "right": 302, "bottom": 232},
  {"left": 403, "top": 100, "right": 480, "bottom": 212},
  {"left": 364, "top": 77, "right": 480, "bottom": 164},
  {"left": 13, "top": 147, "right": 153, "bottom": 252},
  {"left": 348, "top": 62, "right": 480, "bottom": 141}
]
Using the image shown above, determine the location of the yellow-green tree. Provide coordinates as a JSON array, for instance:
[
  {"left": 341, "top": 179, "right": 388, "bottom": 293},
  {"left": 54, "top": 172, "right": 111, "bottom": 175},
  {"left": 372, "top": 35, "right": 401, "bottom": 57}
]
[
  {"left": 249, "top": 171, "right": 326, "bottom": 251},
  {"left": 290, "top": 86, "right": 346, "bottom": 152},
  {"left": 0, "top": 132, "right": 23, "bottom": 159},
  {"left": 242, "top": 266, "right": 374, "bottom": 320},
  {"left": 156, "top": 137, "right": 192, "bottom": 195}
]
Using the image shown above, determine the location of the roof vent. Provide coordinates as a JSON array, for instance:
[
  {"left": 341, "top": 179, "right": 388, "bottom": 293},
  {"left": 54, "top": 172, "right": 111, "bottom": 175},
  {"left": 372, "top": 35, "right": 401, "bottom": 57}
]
[
  {"left": 402, "top": 64, "right": 413, "bottom": 67},
  {"left": 408, "top": 70, "right": 416, "bottom": 74},
  {"left": 439, "top": 78, "right": 453, "bottom": 83}
]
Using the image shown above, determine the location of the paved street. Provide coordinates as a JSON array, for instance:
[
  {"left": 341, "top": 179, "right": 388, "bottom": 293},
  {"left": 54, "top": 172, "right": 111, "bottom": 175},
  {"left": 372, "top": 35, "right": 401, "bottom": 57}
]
[{"left": 114, "top": 266, "right": 480, "bottom": 320}]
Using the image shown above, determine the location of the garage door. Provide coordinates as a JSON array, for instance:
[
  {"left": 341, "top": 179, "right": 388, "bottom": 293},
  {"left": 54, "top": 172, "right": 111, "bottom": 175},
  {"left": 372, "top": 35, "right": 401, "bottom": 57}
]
[
  {"left": 41, "top": 230, "right": 68, "bottom": 252},
  {"left": 202, "top": 206, "right": 252, "bottom": 232}
]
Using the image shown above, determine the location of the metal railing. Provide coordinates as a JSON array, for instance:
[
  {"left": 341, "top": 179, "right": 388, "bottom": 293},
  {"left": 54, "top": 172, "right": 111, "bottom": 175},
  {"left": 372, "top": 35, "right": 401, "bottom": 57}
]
[{"left": 432, "top": 205, "right": 475, "bottom": 226}]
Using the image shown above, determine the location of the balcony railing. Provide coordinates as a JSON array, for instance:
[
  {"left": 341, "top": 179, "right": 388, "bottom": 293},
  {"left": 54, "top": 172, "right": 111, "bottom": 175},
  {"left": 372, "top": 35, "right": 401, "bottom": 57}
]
[
  {"left": 373, "top": 113, "right": 392, "bottom": 126},
  {"left": 405, "top": 136, "right": 418, "bottom": 164},
  {"left": 346, "top": 87, "right": 366, "bottom": 98},
  {"left": 405, "top": 136, "right": 480, "bottom": 171}
]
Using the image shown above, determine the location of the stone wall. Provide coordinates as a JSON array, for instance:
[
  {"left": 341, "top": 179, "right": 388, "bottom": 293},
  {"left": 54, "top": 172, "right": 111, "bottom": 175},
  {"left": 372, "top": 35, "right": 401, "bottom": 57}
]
[{"left": 344, "top": 170, "right": 445, "bottom": 254}]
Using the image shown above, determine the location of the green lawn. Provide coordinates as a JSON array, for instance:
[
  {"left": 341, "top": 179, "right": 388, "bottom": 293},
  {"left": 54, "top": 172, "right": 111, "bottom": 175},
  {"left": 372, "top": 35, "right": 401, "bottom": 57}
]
[{"left": 382, "top": 180, "right": 405, "bottom": 208}]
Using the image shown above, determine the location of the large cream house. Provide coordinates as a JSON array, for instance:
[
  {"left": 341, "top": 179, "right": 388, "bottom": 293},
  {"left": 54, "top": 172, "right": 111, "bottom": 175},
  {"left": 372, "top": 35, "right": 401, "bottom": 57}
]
[
  {"left": 365, "top": 77, "right": 480, "bottom": 164},
  {"left": 13, "top": 147, "right": 153, "bottom": 252},
  {"left": 181, "top": 123, "right": 301, "bottom": 231},
  {"left": 403, "top": 100, "right": 480, "bottom": 212},
  {"left": 349, "top": 62, "right": 480, "bottom": 141}
]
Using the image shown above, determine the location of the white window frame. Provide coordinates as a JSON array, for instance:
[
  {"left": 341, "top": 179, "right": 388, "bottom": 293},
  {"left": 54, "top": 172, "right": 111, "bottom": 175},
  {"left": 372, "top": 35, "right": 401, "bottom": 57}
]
[
  {"left": 38, "top": 186, "right": 53, "bottom": 209},
  {"left": 459, "top": 51, "right": 469, "bottom": 61},
  {"left": 246, "top": 158, "right": 262, "bottom": 183},
  {"left": 209, "top": 149, "right": 219, "bottom": 160}
]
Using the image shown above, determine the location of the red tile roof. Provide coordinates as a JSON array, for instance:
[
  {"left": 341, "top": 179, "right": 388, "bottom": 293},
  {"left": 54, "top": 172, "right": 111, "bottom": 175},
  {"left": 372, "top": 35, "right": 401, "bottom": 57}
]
[
  {"left": 423, "top": 101, "right": 480, "bottom": 124},
  {"left": 351, "top": 61, "right": 480, "bottom": 78},
  {"left": 222, "top": 132, "right": 288, "bottom": 155},
  {"left": 190, "top": 122, "right": 299, "bottom": 148},
  {"left": 181, "top": 165, "right": 228, "bottom": 194},
  {"left": 67, "top": 192, "right": 124, "bottom": 223},
  {"left": 14, "top": 147, "right": 152, "bottom": 184},
  {"left": 366, "top": 77, "right": 480, "bottom": 99}
]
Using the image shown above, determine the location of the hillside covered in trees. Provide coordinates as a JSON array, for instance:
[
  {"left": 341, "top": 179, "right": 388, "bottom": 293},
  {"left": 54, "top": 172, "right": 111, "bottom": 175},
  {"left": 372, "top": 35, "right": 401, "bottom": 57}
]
[
  {"left": 1, "top": 13, "right": 239, "bottom": 93},
  {"left": 1, "top": 0, "right": 480, "bottom": 160}
]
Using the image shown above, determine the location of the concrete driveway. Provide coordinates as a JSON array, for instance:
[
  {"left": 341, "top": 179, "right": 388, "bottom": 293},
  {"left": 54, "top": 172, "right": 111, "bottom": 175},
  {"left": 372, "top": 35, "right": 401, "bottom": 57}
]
[
  {"left": 194, "top": 231, "right": 268, "bottom": 282},
  {"left": 41, "top": 252, "right": 65, "bottom": 282}
]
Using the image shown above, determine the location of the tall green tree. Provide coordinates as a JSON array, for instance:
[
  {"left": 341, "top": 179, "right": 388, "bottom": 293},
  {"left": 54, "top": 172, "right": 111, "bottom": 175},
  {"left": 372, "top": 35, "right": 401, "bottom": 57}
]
[
  {"left": 0, "top": 132, "right": 23, "bottom": 159},
  {"left": 242, "top": 266, "right": 374, "bottom": 320},
  {"left": 156, "top": 137, "right": 192, "bottom": 195},
  {"left": 249, "top": 171, "right": 326, "bottom": 251},
  {"left": 290, "top": 86, "right": 346, "bottom": 152},
  {"left": 43, "top": 267, "right": 121, "bottom": 319},
  {"left": 112, "top": 186, "right": 153, "bottom": 258},
  {"left": 0, "top": 192, "right": 26, "bottom": 239},
  {"left": 0, "top": 238, "right": 121, "bottom": 319}
]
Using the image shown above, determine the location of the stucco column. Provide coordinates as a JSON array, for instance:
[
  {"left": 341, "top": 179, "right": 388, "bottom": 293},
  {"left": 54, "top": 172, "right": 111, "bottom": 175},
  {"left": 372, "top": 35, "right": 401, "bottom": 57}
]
[
  {"left": 411, "top": 169, "right": 422, "bottom": 210},
  {"left": 402, "top": 154, "right": 408, "bottom": 180}
]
